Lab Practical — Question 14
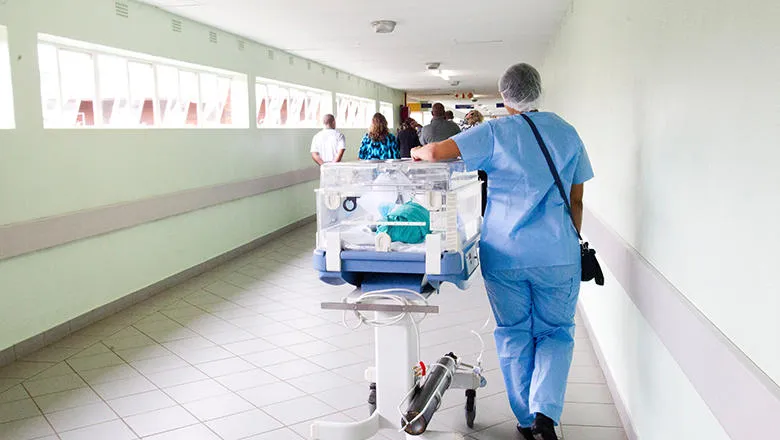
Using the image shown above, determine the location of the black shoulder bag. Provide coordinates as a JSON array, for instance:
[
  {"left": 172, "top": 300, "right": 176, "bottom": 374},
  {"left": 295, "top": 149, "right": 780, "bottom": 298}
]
[{"left": 521, "top": 113, "right": 605, "bottom": 285}]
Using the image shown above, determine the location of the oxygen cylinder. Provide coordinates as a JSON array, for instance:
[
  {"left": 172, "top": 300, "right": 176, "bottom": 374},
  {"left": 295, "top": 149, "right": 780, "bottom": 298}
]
[{"left": 402, "top": 353, "right": 458, "bottom": 435}]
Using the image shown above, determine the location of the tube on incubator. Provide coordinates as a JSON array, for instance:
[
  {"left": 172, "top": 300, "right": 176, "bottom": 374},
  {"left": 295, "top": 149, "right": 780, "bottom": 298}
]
[{"left": 402, "top": 353, "right": 458, "bottom": 435}]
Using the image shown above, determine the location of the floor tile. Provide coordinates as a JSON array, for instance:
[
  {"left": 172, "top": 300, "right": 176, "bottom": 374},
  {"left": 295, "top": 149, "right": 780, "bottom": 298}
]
[
  {"left": 123, "top": 405, "right": 198, "bottom": 437},
  {"left": 143, "top": 423, "right": 221, "bottom": 440},
  {"left": 568, "top": 366, "right": 606, "bottom": 384},
  {"left": 213, "top": 368, "right": 277, "bottom": 392},
  {"left": 107, "top": 390, "right": 177, "bottom": 417},
  {"left": 176, "top": 346, "right": 234, "bottom": 364},
  {"left": 561, "top": 402, "right": 622, "bottom": 427},
  {"left": 308, "top": 350, "right": 367, "bottom": 369},
  {"left": 59, "top": 419, "right": 138, "bottom": 440},
  {"left": 80, "top": 363, "right": 141, "bottom": 385},
  {"left": 0, "top": 399, "right": 41, "bottom": 424},
  {"left": 162, "top": 337, "right": 216, "bottom": 354},
  {"left": 0, "top": 385, "right": 30, "bottom": 404},
  {"left": 565, "top": 383, "right": 613, "bottom": 404},
  {"left": 262, "top": 331, "right": 317, "bottom": 347},
  {"left": 221, "top": 339, "right": 276, "bottom": 356},
  {"left": 33, "top": 387, "right": 102, "bottom": 413},
  {"left": 92, "top": 376, "right": 157, "bottom": 400},
  {"left": 67, "top": 352, "right": 127, "bottom": 373},
  {"left": 131, "top": 355, "right": 188, "bottom": 376},
  {"left": 262, "top": 396, "right": 336, "bottom": 425},
  {"left": 45, "top": 401, "right": 117, "bottom": 432},
  {"left": 241, "top": 349, "right": 299, "bottom": 368},
  {"left": 182, "top": 393, "right": 254, "bottom": 421},
  {"left": 163, "top": 379, "right": 231, "bottom": 404},
  {"left": 145, "top": 366, "right": 209, "bottom": 388},
  {"left": 0, "top": 362, "right": 56, "bottom": 380},
  {"left": 287, "top": 371, "right": 352, "bottom": 394},
  {"left": 242, "top": 427, "right": 305, "bottom": 440},
  {"left": 237, "top": 382, "right": 306, "bottom": 407},
  {"left": 562, "top": 424, "right": 627, "bottom": 440},
  {"left": 0, "top": 415, "right": 56, "bottom": 440},
  {"left": 205, "top": 409, "right": 283, "bottom": 440},
  {"left": 286, "top": 341, "right": 340, "bottom": 358},
  {"left": 114, "top": 345, "right": 172, "bottom": 363},
  {"left": 196, "top": 357, "right": 255, "bottom": 378},
  {"left": 313, "top": 383, "right": 370, "bottom": 411},
  {"left": 263, "top": 359, "right": 325, "bottom": 380},
  {"left": 23, "top": 373, "right": 86, "bottom": 397},
  {"left": 27, "top": 363, "right": 78, "bottom": 382}
]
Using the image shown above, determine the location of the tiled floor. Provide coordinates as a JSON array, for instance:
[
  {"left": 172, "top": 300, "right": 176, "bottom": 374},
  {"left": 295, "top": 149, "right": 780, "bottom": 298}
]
[{"left": 0, "top": 223, "right": 627, "bottom": 440}]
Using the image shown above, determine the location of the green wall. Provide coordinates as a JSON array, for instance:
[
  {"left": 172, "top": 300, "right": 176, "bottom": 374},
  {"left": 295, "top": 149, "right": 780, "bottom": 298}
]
[{"left": 0, "top": 0, "right": 404, "bottom": 350}]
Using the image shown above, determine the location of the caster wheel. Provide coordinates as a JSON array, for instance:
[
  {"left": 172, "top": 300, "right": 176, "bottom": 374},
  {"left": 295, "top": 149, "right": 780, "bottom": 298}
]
[
  {"left": 368, "top": 383, "right": 377, "bottom": 416},
  {"left": 465, "top": 389, "right": 476, "bottom": 428}
]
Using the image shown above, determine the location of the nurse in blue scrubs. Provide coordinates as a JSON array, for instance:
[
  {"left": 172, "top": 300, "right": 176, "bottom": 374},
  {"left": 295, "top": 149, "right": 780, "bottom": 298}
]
[{"left": 411, "top": 63, "right": 594, "bottom": 440}]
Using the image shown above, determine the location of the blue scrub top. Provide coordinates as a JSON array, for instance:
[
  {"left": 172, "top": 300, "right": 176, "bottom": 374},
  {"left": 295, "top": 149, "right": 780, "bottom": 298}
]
[{"left": 453, "top": 112, "right": 594, "bottom": 270}]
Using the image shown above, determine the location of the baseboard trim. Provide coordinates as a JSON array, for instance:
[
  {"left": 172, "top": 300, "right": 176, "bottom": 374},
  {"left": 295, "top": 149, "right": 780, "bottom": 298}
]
[
  {"left": 0, "top": 215, "right": 316, "bottom": 368},
  {"left": 577, "top": 302, "right": 639, "bottom": 440}
]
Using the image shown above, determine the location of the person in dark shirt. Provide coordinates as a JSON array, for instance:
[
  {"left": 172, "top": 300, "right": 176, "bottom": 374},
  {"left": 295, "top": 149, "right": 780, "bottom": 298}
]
[{"left": 397, "top": 118, "right": 422, "bottom": 158}]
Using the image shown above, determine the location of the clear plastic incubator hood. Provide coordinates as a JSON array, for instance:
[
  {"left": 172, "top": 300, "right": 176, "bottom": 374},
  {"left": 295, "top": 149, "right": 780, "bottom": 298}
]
[{"left": 312, "top": 159, "right": 482, "bottom": 290}]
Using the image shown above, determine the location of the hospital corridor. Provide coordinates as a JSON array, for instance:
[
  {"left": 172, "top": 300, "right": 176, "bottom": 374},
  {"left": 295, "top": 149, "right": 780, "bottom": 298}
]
[{"left": 0, "top": 1, "right": 777, "bottom": 440}]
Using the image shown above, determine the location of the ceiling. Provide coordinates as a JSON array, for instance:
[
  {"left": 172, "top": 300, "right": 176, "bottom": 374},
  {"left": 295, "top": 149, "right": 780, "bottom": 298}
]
[{"left": 138, "top": 0, "right": 571, "bottom": 96}]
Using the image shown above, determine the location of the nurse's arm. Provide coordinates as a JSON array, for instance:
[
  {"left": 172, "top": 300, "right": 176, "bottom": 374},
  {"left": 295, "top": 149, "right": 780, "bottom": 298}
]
[
  {"left": 411, "top": 139, "right": 461, "bottom": 162},
  {"left": 570, "top": 184, "right": 584, "bottom": 233}
]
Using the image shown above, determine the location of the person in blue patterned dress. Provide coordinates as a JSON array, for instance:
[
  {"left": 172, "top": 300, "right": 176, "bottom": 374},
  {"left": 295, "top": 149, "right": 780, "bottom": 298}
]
[{"left": 358, "top": 113, "right": 400, "bottom": 160}]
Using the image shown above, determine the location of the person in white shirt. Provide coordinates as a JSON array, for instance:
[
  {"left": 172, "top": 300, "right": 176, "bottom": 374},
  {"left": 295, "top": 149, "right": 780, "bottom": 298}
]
[{"left": 310, "top": 114, "right": 346, "bottom": 165}]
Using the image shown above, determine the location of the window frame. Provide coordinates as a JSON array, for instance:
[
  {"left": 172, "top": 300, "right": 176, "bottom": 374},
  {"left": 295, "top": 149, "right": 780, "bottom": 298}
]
[{"left": 37, "top": 33, "right": 248, "bottom": 129}]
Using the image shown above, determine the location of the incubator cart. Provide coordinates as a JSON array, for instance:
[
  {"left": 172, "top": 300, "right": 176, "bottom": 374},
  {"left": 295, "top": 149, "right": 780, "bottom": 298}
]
[{"left": 311, "top": 160, "right": 485, "bottom": 440}]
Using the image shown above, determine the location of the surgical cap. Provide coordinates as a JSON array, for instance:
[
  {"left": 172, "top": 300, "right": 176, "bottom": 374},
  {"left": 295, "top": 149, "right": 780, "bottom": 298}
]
[{"left": 498, "top": 63, "right": 542, "bottom": 112}]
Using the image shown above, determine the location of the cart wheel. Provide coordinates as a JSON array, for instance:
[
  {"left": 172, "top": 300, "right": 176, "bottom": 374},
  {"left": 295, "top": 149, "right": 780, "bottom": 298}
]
[
  {"left": 465, "top": 389, "right": 476, "bottom": 428},
  {"left": 368, "top": 383, "right": 377, "bottom": 416}
]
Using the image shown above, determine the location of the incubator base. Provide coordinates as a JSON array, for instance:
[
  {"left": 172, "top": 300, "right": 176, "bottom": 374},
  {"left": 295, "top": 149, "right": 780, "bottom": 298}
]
[{"left": 310, "top": 289, "right": 483, "bottom": 440}]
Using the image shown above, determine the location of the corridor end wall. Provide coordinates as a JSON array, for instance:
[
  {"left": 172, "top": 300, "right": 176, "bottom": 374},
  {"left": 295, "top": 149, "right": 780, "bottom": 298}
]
[
  {"left": 0, "top": 0, "right": 403, "bottom": 355},
  {"left": 542, "top": 0, "right": 780, "bottom": 438}
]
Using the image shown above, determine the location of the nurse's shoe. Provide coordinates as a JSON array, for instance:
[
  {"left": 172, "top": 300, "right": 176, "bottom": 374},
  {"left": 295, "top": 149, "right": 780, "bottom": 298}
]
[
  {"left": 531, "top": 413, "right": 559, "bottom": 440},
  {"left": 516, "top": 425, "right": 534, "bottom": 440}
]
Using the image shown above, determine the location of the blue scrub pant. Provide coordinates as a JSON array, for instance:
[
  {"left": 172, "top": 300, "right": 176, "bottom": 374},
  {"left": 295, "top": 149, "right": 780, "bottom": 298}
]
[{"left": 483, "top": 264, "right": 580, "bottom": 427}]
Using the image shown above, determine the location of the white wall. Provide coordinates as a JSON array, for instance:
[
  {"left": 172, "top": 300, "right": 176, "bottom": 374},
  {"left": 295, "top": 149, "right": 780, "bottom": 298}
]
[
  {"left": 542, "top": 0, "right": 779, "bottom": 437},
  {"left": 0, "top": 0, "right": 404, "bottom": 351}
]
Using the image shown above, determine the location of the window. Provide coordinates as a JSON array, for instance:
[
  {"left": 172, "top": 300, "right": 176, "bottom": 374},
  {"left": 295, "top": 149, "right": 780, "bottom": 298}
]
[
  {"left": 37, "top": 34, "right": 248, "bottom": 129},
  {"left": 336, "top": 93, "right": 376, "bottom": 129},
  {"left": 0, "top": 25, "right": 14, "bottom": 129},
  {"left": 379, "top": 101, "right": 394, "bottom": 128},
  {"left": 255, "top": 77, "right": 332, "bottom": 128}
]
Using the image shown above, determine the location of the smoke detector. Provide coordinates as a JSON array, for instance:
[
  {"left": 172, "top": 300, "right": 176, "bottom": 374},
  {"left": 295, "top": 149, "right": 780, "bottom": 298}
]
[
  {"left": 425, "top": 62, "right": 441, "bottom": 71},
  {"left": 371, "top": 20, "right": 397, "bottom": 33}
]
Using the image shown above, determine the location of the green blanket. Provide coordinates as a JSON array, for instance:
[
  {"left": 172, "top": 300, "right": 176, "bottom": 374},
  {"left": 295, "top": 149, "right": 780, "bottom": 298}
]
[{"left": 377, "top": 201, "right": 431, "bottom": 244}]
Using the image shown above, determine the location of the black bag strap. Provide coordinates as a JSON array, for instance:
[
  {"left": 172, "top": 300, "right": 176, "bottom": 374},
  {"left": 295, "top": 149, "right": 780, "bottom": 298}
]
[{"left": 520, "top": 113, "right": 583, "bottom": 241}]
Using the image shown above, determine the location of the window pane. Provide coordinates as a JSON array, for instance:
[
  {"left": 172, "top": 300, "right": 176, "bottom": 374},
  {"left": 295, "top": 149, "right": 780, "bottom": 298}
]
[
  {"left": 0, "top": 27, "right": 14, "bottom": 129},
  {"left": 38, "top": 44, "right": 61, "bottom": 127},
  {"left": 199, "top": 72, "right": 218, "bottom": 126},
  {"left": 380, "top": 102, "right": 394, "bottom": 129},
  {"left": 256, "top": 83, "right": 268, "bottom": 126},
  {"left": 59, "top": 49, "right": 96, "bottom": 127},
  {"left": 179, "top": 70, "right": 198, "bottom": 126},
  {"left": 97, "top": 54, "right": 129, "bottom": 126},
  {"left": 128, "top": 62, "right": 155, "bottom": 126},
  {"left": 157, "top": 65, "right": 180, "bottom": 126}
]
